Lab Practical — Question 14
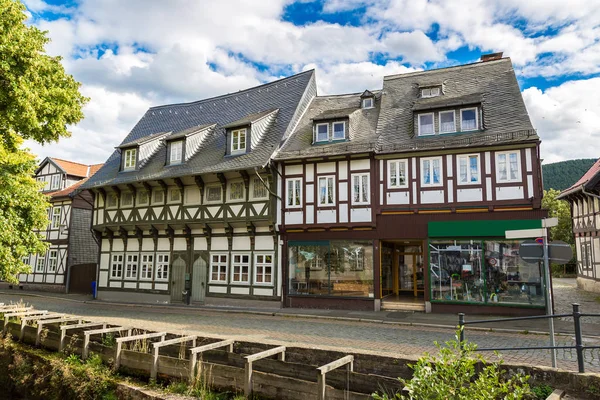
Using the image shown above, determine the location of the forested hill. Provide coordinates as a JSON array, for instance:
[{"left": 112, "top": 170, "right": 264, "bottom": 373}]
[{"left": 543, "top": 158, "right": 598, "bottom": 191}]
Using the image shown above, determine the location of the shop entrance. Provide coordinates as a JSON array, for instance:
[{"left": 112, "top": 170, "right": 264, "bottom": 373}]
[{"left": 381, "top": 241, "right": 425, "bottom": 311}]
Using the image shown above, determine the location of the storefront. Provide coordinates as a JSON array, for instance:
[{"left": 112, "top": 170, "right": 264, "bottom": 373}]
[{"left": 427, "top": 219, "right": 547, "bottom": 315}]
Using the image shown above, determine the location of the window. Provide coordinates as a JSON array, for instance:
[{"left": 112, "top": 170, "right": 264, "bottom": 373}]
[
  {"left": 362, "top": 98, "right": 373, "bottom": 109},
  {"left": 231, "top": 253, "right": 250, "bottom": 284},
  {"left": 421, "top": 157, "right": 442, "bottom": 186},
  {"left": 140, "top": 254, "right": 153, "bottom": 280},
  {"left": 460, "top": 108, "right": 478, "bottom": 131},
  {"left": 350, "top": 248, "right": 365, "bottom": 271},
  {"left": 439, "top": 111, "right": 455, "bottom": 133},
  {"left": 36, "top": 256, "right": 45, "bottom": 273},
  {"left": 231, "top": 128, "right": 247, "bottom": 153},
  {"left": 121, "top": 192, "right": 133, "bottom": 207},
  {"left": 332, "top": 122, "right": 345, "bottom": 140},
  {"left": 229, "top": 182, "right": 245, "bottom": 201},
  {"left": 106, "top": 193, "right": 118, "bottom": 208},
  {"left": 50, "top": 174, "right": 61, "bottom": 190},
  {"left": 286, "top": 178, "right": 302, "bottom": 208},
  {"left": 110, "top": 254, "right": 123, "bottom": 278},
  {"left": 418, "top": 113, "right": 434, "bottom": 136},
  {"left": 125, "top": 254, "right": 138, "bottom": 280},
  {"left": 153, "top": 189, "right": 164, "bottom": 204},
  {"left": 48, "top": 250, "right": 58, "bottom": 273},
  {"left": 51, "top": 207, "right": 61, "bottom": 229},
  {"left": 458, "top": 155, "right": 480, "bottom": 184},
  {"left": 421, "top": 87, "right": 440, "bottom": 98},
  {"left": 169, "top": 188, "right": 181, "bottom": 203},
  {"left": 170, "top": 140, "right": 183, "bottom": 164},
  {"left": 210, "top": 253, "right": 228, "bottom": 282},
  {"left": 388, "top": 160, "right": 408, "bottom": 188},
  {"left": 318, "top": 176, "right": 335, "bottom": 206},
  {"left": 251, "top": 177, "right": 268, "bottom": 199},
  {"left": 352, "top": 173, "right": 370, "bottom": 205},
  {"left": 255, "top": 254, "right": 273, "bottom": 285},
  {"left": 206, "top": 186, "right": 222, "bottom": 203},
  {"left": 582, "top": 242, "right": 592, "bottom": 270},
  {"left": 124, "top": 148, "right": 137, "bottom": 170},
  {"left": 316, "top": 123, "right": 329, "bottom": 142},
  {"left": 137, "top": 190, "right": 149, "bottom": 206},
  {"left": 156, "top": 253, "right": 170, "bottom": 281},
  {"left": 496, "top": 151, "right": 520, "bottom": 182}
]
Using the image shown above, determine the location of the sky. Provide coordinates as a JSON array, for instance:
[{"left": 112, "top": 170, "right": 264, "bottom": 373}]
[{"left": 21, "top": 0, "right": 600, "bottom": 165}]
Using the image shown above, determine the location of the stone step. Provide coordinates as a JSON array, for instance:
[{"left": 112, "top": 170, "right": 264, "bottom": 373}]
[{"left": 381, "top": 302, "right": 426, "bottom": 312}]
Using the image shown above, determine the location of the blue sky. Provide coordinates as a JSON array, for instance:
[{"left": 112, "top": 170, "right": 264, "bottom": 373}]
[{"left": 22, "top": 0, "right": 600, "bottom": 164}]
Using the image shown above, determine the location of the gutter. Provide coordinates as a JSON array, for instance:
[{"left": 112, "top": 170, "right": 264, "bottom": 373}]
[{"left": 582, "top": 185, "right": 600, "bottom": 200}]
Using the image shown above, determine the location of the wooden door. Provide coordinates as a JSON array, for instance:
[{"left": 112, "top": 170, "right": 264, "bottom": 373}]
[
  {"left": 170, "top": 254, "right": 186, "bottom": 302},
  {"left": 192, "top": 254, "right": 207, "bottom": 302}
]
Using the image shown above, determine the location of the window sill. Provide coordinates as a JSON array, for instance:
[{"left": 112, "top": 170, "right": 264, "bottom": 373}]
[{"left": 313, "top": 139, "right": 348, "bottom": 146}]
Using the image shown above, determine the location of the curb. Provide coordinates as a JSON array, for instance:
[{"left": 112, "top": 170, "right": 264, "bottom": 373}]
[{"left": 2, "top": 290, "right": 599, "bottom": 339}]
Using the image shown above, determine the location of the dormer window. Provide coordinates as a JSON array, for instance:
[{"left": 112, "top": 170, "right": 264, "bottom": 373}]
[
  {"left": 169, "top": 140, "right": 183, "bottom": 164},
  {"left": 421, "top": 87, "right": 440, "bottom": 98},
  {"left": 418, "top": 113, "right": 434, "bottom": 136},
  {"left": 315, "top": 121, "right": 347, "bottom": 143},
  {"left": 460, "top": 108, "right": 478, "bottom": 131},
  {"left": 231, "top": 128, "right": 247, "bottom": 154},
  {"left": 123, "top": 148, "right": 137, "bottom": 170},
  {"left": 362, "top": 98, "right": 373, "bottom": 109},
  {"left": 332, "top": 122, "right": 345, "bottom": 140}
]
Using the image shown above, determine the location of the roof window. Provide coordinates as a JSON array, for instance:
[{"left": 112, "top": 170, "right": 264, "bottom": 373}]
[{"left": 421, "top": 87, "right": 440, "bottom": 98}]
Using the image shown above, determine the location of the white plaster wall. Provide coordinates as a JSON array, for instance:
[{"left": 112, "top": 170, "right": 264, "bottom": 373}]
[
  {"left": 317, "top": 209, "right": 336, "bottom": 223},
  {"left": 212, "top": 237, "right": 228, "bottom": 251},
  {"left": 209, "top": 286, "right": 227, "bottom": 293},
  {"left": 157, "top": 238, "right": 170, "bottom": 251},
  {"left": 339, "top": 182, "right": 348, "bottom": 202},
  {"left": 231, "top": 287, "right": 250, "bottom": 295},
  {"left": 285, "top": 164, "right": 303, "bottom": 175},
  {"left": 387, "top": 191, "right": 409, "bottom": 205},
  {"left": 496, "top": 186, "right": 524, "bottom": 200},
  {"left": 173, "top": 237, "right": 186, "bottom": 251},
  {"left": 233, "top": 236, "right": 251, "bottom": 250},
  {"left": 286, "top": 211, "right": 303, "bottom": 225},
  {"left": 305, "top": 164, "right": 314, "bottom": 182},
  {"left": 350, "top": 208, "right": 371, "bottom": 223},
  {"left": 254, "top": 288, "right": 273, "bottom": 296},
  {"left": 339, "top": 204, "right": 348, "bottom": 223},
  {"left": 421, "top": 190, "right": 444, "bottom": 204},
  {"left": 317, "top": 162, "right": 336, "bottom": 174},
  {"left": 255, "top": 236, "right": 274, "bottom": 250},
  {"left": 350, "top": 159, "right": 369, "bottom": 171},
  {"left": 338, "top": 161, "right": 348, "bottom": 180},
  {"left": 305, "top": 206, "right": 314, "bottom": 224},
  {"left": 457, "top": 188, "right": 483, "bottom": 202}
]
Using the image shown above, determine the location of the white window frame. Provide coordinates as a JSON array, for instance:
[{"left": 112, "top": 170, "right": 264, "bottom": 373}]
[
  {"left": 421, "top": 157, "right": 443, "bottom": 187},
  {"left": 51, "top": 206, "right": 61, "bottom": 229},
  {"left": 205, "top": 185, "right": 222, "bottom": 204},
  {"left": 153, "top": 189, "right": 164, "bottom": 204},
  {"left": 137, "top": 190, "right": 149, "bottom": 206},
  {"left": 457, "top": 154, "right": 481, "bottom": 185},
  {"left": 170, "top": 140, "right": 183, "bottom": 164},
  {"left": 418, "top": 113, "right": 435, "bottom": 136},
  {"left": 210, "top": 253, "right": 228, "bottom": 283},
  {"left": 36, "top": 255, "right": 45, "bottom": 273},
  {"left": 250, "top": 177, "right": 269, "bottom": 200},
  {"left": 350, "top": 247, "right": 365, "bottom": 271},
  {"left": 155, "top": 253, "right": 170, "bottom": 282},
  {"left": 315, "top": 123, "right": 329, "bottom": 143},
  {"left": 125, "top": 253, "right": 139, "bottom": 280},
  {"left": 121, "top": 191, "right": 134, "bottom": 207},
  {"left": 48, "top": 250, "right": 58, "bottom": 273},
  {"left": 168, "top": 187, "right": 181, "bottom": 203},
  {"left": 228, "top": 181, "right": 245, "bottom": 202},
  {"left": 124, "top": 148, "right": 137, "bottom": 170},
  {"left": 110, "top": 253, "right": 123, "bottom": 279},
  {"left": 254, "top": 253, "right": 274, "bottom": 286},
  {"left": 421, "top": 87, "right": 440, "bottom": 98},
  {"left": 231, "top": 128, "right": 247, "bottom": 153},
  {"left": 460, "top": 107, "right": 478, "bottom": 131},
  {"left": 439, "top": 110, "right": 456, "bottom": 134},
  {"left": 351, "top": 173, "right": 370, "bottom": 205},
  {"left": 106, "top": 193, "right": 118, "bottom": 209},
  {"left": 50, "top": 174, "right": 61, "bottom": 190},
  {"left": 286, "top": 178, "right": 302, "bottom": 208},
  {"left": 318, "top": 175, "right": 335, "bottom": 206},
  {"left": 495, "top": 151, "right": 521, "bottom": 183},
  {"left": 140, "top": 253, "right": 154, "bottom": 281},
  {"left": 362, "top": 98, "right": 373, "bottom": 109},
  {"left": 332, "top": 122, "right": 345, "bottom": 140},
  {"left": 388, "top": 160, "right": 408, "bottom": 188},
  {"left": 230, "top": 253, "right": 250, "bottom": 284}
]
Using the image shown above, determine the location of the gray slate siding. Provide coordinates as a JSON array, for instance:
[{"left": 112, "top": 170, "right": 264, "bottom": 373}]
[{"left": 68, "top": 207, "right": 98, "bottom": 266}]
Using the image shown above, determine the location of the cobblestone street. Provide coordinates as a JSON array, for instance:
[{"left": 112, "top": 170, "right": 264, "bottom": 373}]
[
  {"left": 554, "top": 278, "right": 600, "bottom": 326},
  {"left": 1, "top": 290, "right": 599, "bottom": 373}
]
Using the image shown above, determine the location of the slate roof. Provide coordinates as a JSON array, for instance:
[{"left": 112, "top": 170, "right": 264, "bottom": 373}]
[
  {"left": 166, "top": 124, "right": 215, "bottom": 141},
  {"left": 275, "top": 92, "right": 381, "bottom": 160},
  {"left": 377, "top": 58, "right": 537, "bottom": 153},
  {"left": 558, "top": 158, "right": 600, "bottom": 199},
  {"left": 82, "top": 70, "right": 316, "bottom": 189},
  {"left": 221, "top": 109, "right": 278, "bottom": 129}
]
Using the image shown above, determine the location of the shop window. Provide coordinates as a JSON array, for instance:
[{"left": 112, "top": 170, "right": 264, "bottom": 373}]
[{"left": 288, "top": 241, "right": 374, "bottom": 298}]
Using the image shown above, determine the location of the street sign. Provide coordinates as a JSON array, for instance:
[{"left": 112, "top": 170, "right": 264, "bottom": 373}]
[
  {"left": 548, "top": 240, "right": 573, "bottom": 265},
  {"left": 505, "top": 228, "right": 545, "bottom": 239},
  {"left": 519, "top": 240, "right": 543, "bottom": 262},
  {"left": 518, "top": 240, "right": 574, "bottom": 264}
]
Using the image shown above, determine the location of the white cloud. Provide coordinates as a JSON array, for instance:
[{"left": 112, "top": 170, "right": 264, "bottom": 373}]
[
  {"left": 381, "top": 30, "right": 444, "bottom": 64},
  {"left": 523, "top": 78, "right": 600, "bottom": 163}
]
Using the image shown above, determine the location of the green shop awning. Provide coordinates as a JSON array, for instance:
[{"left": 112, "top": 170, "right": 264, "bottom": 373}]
[{"left": 428, "top": 219, "right": 542, "bottom": 238}]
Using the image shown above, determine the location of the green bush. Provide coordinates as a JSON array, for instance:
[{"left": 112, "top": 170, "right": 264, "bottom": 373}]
[
  {"left": 531, "top": 384, "right": 553, "bottom": 399},
  {"left": 373, "top": 331, "right": 532, "bottom": 400}
]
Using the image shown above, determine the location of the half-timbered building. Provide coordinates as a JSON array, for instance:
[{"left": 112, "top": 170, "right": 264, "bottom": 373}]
[
  {"left": 558, "top": 158, "right": 600, "bottom": 293},
  {"left": 17, "top": 158, "right": 103, "bottom": 293},
  {"left": 277, "top": 54, "right": 548, "bottom": 315},
  {"left": 81, "top": 70, "right": 316, "bottom": 304}
]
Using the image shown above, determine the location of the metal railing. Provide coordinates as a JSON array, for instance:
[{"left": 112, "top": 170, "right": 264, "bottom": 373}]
[{"left": 457, "top": 303, "right": 600, "bottom": 373}]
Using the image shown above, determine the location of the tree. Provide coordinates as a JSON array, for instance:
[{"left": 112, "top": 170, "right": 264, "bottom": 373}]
[
  {"left": 0, "top": 0, "right": 88, "bottom": 150},
  {"left": 0, "top": 0, "right": 88, "bottom": 281},
  {"left": 0, "top": 136, "right": 49, "bottom": 282},
  {"left": 542, "top": 189, "right": 574, "bottom": 246}
]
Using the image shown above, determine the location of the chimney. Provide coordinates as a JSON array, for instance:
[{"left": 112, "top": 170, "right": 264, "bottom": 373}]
[{"left": 480, "top": 52, "right": 503, "bottom": 62}]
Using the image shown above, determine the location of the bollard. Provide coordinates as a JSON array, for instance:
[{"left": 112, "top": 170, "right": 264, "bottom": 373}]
[
  {"left": 458, "top": 313, "right": 465, "bottom": 349},
  {"left": 572, "top": 303, "right": 585, "bottom": 373}
]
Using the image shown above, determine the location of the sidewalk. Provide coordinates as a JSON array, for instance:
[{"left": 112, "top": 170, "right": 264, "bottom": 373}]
[{"left": 2, "top": 287, "right": 598, "bottom": 338}]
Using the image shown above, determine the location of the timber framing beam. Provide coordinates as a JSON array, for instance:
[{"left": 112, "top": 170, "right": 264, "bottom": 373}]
[
  {"left": 150, "top": 335, "right": 197, "bottom": 379},
  {"left": 189, "top": 339, "right": 235, "bottom": 382},
  {"left": 174, "top": 177, "right": 184, "bottom": 191},
  {"left": 244, "top": 346, "right": 286, "bottom": 397},
  {"left": 317, "top": 355, "right": 354, "bottom": 400}
]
